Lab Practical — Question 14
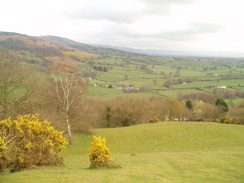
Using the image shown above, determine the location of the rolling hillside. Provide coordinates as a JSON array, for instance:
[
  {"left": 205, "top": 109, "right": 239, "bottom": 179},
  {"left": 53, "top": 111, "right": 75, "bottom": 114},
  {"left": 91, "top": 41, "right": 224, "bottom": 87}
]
[
  {"left": 0, "top": 31, "right": 99, "bottom": 66},
  {"left": 0, "top": 32, "right": 74, "bottom": 56},
  {"left": 1, "top": 122, "right": 244, "bottom": 183},
  {"left": 0, "top": 31, "right": 244, "bottom": 99},
  {"left": 41, "top": 35, "right": 147, "bottom": 57}
]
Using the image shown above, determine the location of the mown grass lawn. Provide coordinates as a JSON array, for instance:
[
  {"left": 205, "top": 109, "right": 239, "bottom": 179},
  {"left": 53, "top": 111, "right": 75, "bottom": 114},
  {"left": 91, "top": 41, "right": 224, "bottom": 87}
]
[{"left": 1, "top": 122, "right": 244, "bottom": 183}]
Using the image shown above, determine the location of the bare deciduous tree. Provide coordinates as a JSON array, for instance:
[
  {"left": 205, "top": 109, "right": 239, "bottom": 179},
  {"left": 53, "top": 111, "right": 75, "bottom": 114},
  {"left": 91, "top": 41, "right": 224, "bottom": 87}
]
[
  {"left": 50, "top": 66, "right": 87, "bottom": 144},
  {"left": 0, "top": 49, "right": 37, "bottom": 119}
]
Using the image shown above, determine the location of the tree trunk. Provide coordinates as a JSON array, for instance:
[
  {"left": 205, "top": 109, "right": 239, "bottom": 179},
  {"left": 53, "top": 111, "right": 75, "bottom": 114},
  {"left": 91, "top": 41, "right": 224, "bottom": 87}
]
[{"left": 66, "top": 114, "right": 73, "bottom": 145}]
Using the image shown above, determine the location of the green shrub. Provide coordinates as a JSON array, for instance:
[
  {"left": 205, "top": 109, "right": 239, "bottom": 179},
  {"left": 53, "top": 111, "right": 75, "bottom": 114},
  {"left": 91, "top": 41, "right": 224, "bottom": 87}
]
[{"left": 0, "top": 114, "right": 68, "bottom": 172}]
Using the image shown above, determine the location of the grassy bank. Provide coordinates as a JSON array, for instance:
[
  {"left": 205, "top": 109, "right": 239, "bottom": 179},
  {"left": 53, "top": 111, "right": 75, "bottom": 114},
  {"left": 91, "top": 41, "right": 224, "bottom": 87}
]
[{"left": 1, "top": 122, "right": 244, "bottom": 183}]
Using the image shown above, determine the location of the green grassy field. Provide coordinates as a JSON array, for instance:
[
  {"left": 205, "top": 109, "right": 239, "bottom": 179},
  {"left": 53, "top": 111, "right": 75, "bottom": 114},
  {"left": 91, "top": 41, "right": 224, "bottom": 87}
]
[
  {"left": 173, "top": 79, "right": 244, "bottom": 89},
  {"left": 84, "top": 55, "right": 244, "bottom": 99},
  {"left": 1, "top": 122, "right": 244, "bottom": 183},
  {"left": 88, "top": 85, "right": 160, "bottom": 98}
]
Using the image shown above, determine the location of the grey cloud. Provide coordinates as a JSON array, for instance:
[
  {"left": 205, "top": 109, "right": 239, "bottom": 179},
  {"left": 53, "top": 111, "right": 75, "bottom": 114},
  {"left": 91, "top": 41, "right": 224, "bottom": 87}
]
[
  {"left": 65, "top": 0, "right": 198, "bottom": 23},
  {"left": 137, "top": 22, "right": 222, "bottom": 39},
  {"left": 138, "top": 0, "right": 196, "bottom": 4},
  {"left": 66, "top": 3, "right": 141, "bottom": 23},
  {"left": 189, "top": 22, "right": 223, "bottom": 34},
  {"left": 162, "top": 22, "right": 223, "bottom": 40},
  {"left": 103, "top": 22, "right": 223, "bottom": 46}
]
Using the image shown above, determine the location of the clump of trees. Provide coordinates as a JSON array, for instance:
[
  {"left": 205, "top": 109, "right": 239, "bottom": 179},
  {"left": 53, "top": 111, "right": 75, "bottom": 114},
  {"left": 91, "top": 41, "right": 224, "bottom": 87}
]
[
  {"left": 215, "top": 98, "right": 229, "bottom": 113},
  {"left": 184, "top": 97, "right": 243, "bottom": 123},
  {"left": 99, "top": 97, "right": 185, "bottom": 128},
  {"left": 178, "top": 92, "right": 244, "bottom": 124},
  {"left": 0, "top": 114, "right": 67, "bottom": 172},
  {"left": 227, "top": 100, "right": 244, "bottom": 124},
  {"left": 178, "top": 91, "right": 244, "bottom": 104},
  {"left": 104, "top": 97, "right": 150, "bottom": 127},
  {"left": 140, "top": 64, "right": 153, "bottom": 74},
  {"left": 76, "top": 95, "right": 244, "bottom": 128}
]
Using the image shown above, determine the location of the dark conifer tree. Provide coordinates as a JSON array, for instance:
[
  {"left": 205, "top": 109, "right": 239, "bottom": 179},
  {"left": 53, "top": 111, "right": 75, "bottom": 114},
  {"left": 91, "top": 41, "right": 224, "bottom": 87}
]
[
  {"left": 186, "top": 99, "right": 193, "bottom": 111},
  {"left": 215, "top": 98, "right": 229, "bottom": 112}
]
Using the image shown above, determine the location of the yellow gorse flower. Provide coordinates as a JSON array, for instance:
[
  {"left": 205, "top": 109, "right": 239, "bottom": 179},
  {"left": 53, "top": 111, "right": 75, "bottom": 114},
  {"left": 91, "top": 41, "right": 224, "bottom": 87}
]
[
  {"left": 89, "top": 136, "right": 114, "bottom": 168},
  {"left": 0, "top": 114, "right": 68, "bottom": 171}
]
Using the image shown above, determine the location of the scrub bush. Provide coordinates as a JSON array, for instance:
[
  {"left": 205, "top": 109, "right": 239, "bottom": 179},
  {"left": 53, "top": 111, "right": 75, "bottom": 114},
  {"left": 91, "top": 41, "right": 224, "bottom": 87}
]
[
  {"left": 149, "top": 116, "right": 160, "bottom": 123},
  {"left": 0, "top": 114, "right": 67, "bottom": 172},
  {"left": 0, "top": 137, "right": 7, "bottom": 172},
  {"left": 89, "top": 136, "right": 114, "bottom": 168}
]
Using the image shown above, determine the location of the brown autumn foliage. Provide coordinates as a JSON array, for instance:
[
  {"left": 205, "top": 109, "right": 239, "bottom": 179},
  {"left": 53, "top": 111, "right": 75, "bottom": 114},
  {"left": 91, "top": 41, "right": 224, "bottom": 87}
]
[
  {"left": 148, "top": 97, "right": 169, "bottom": 121},
  {"left": 163, "top": 98, "right": 184, "bottom": 121},
  {"left": 227, "top": 100, "right": 244, "bottom": 124},
  {"left": 102, "top": 97, "right": 150, "bottom": 127}
]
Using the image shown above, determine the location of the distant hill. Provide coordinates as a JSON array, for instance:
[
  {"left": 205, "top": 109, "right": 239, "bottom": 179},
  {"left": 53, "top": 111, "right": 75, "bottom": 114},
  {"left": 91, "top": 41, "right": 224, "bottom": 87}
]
[
  {"left": 41, "top": 35, "right": 148, "bottom": 57},
  {"left": 2, "top": 31, "right": 244, "bottom": 62},
  {"left": 0, "top": 32, "right": 149, "bottom": 58},
  {"left": 40, "top": 35, "right": 96, "bottom": 53},
  {"left": 0, "top": 32, "right": 101, "bottom": 66},
  {"left": 0, "top": 31, "right": 78, "bottom": 57},
  {"left": 40, "top": 35, "right": 244, "bottom": 57},
  {"left": 93, "top": 44, "right": 244, "bottom": 57}
]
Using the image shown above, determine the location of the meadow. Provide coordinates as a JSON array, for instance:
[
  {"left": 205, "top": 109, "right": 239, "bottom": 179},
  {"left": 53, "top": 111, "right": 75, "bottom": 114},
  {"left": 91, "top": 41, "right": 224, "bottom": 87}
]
[{"left": 1, "top": 122, "right": 243, "bottom": 183}]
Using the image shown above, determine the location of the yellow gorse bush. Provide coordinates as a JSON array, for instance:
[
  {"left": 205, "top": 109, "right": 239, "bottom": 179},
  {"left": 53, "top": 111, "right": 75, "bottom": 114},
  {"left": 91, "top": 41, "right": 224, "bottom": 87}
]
[
  {"left": 0, "top": 137, "right": 6, "bottom": 158},
  {"left": 0, "top": 114, "right": 68, "bottom": 172},
  {"left": 0, "top": 137, "right": 7, "bottom": 172},
  {"left": 89, "top": 136, "right": 114, "bottom": 168},
  {"left": 149, "top": 116, "right": 160, "bottom": 123}
]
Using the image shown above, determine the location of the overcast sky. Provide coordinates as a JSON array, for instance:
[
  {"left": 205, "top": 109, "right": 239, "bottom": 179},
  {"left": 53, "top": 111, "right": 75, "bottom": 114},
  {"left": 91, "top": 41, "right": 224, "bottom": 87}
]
[{"left": 1, "top": 0, "right": 244, "bottom": 53}]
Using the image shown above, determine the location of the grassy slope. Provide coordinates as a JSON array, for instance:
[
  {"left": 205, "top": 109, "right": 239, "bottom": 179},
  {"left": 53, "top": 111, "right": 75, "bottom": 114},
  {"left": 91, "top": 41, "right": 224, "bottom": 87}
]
[{"left": 1, "top": 122, "right": 244, "bottom": 183}]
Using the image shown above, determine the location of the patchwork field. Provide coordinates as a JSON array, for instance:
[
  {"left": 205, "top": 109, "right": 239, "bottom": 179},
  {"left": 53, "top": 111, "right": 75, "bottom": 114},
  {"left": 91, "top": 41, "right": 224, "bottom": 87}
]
[
  {"left": 1, "top": 122, "right": 243, "bottom": 183},
  {"left": 85, "top": 56, "right": 244, "bottom": 99}
]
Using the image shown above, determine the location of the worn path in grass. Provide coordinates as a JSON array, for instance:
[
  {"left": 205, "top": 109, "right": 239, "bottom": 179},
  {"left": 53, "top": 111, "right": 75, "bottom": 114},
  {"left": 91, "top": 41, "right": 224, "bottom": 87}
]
[{"left": 1, "top": 122, "right": 244, "bottom": 183}]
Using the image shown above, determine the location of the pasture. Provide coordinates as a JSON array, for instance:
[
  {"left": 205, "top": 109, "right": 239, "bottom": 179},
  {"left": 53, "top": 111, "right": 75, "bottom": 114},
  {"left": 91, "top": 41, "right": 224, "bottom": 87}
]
[
  {"left": 1, "top": 122, "right": 243, "bottom": 183},
  {"left": 85, "top": 56, "right": 244, "bottom": 98}
]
